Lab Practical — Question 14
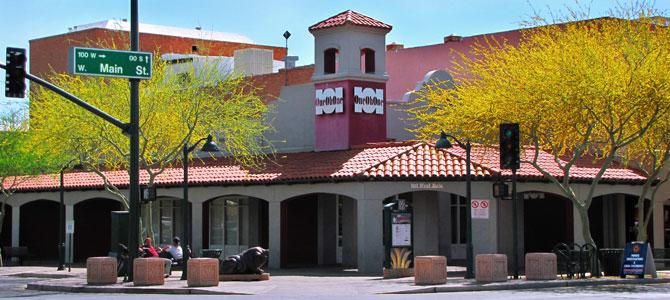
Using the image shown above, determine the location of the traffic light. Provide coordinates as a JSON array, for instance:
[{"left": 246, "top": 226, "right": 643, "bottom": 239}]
[
  {"left": 140, "top": 184, "right": 157, "bottom": 203},
  {"left": 499, "top": 123, "right": 520, "bottom": 170},
  {"left": 5, "top": 47, "right": 27, "bottom": 98}
]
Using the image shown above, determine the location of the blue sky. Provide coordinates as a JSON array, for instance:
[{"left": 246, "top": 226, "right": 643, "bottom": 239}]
[{"left": 0, "top": 0, "right": 668, "bottom": 113}]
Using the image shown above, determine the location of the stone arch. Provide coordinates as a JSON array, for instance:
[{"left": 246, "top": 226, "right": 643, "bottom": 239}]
[
  {"left": 73, "top": 197, "right": 122, "bottom": 262},
  {"left": 20, "top": 199, "right": 60, "bottom": 260},
  {"left": 202, "top": 194, "right": 270, "bottom": 258},
  {"left": 279, "top": 192, "right": 355, "bottom": 268},
  {"left": 590, "top": 192, "right": 652, "bottom": 248},
  {"left": 0, "top": 203, "right": 12, "bottom": 249},
  {"left": 520, "top": 190, "right": 574, "bottom": 253}
]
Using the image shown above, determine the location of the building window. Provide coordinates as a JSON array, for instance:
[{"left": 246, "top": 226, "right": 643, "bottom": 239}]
[
  {"left": 209, "top": 197, "right": 249, "bottom": 256},
  {"left": 360, "top": 48, "right": 375, "bottom": 74},
  {"left": 149, "top": 199, "right": 183, "bottom": 246},
  {"left": 450, "top": 194, "right": 467, "bottom": 244},
  {"left": 324, "top": 48, "right": 339, "bottom": 74}
]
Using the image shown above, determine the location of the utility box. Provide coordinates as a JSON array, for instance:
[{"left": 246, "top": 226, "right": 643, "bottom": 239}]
[{"left": 110, "top": 211, "right": 129, "bottom": 254}]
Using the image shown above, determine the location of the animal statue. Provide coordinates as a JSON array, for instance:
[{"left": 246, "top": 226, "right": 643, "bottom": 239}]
[{"left": 219, "top": 247, "right": 269, "bottom": 275}]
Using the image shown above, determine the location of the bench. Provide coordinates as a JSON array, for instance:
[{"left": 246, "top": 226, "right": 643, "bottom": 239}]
[{"left": 2, "top": 247, "right": 29, "bottom": 265}]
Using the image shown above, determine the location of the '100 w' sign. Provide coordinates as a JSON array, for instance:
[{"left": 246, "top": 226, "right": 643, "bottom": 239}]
[{"left": 68, "top": 47, "right": 153, "bottom": 80}]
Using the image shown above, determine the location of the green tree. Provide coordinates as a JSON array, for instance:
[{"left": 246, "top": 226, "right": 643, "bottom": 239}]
[
  {"left": 0, "top": 106, "right": 61, "bottom": 251},
  {"left": 30, "top": 57, "right": 273, "bottom": 240},
  {"left": 409, "top": 7, "right": 670, "bottom": 246}
]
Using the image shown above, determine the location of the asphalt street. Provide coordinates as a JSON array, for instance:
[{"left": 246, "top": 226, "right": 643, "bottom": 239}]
[{"left": 2, "top": 276, "right": 670, "bottom": 300}]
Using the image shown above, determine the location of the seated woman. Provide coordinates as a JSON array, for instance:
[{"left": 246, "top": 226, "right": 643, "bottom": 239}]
[{"left": 139, "top": 237, "right": 172, "bottom": 277}]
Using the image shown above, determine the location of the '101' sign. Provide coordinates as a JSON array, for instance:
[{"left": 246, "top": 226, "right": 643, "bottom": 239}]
[{"left": 315, "top": 86, "right": 384, "bottom": 115}]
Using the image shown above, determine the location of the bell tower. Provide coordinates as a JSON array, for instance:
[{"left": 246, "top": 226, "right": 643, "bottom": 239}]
[{"left": 310, "top": 10, "right": 392, "bottom": 151}]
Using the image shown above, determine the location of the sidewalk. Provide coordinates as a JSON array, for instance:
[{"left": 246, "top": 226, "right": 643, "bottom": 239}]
[{"left": 5, "top": 265, "right": 669, "bottom": 296}]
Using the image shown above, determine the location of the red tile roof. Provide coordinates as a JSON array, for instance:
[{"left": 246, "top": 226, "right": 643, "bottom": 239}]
[
  {"left": 8, "top": 141, "right": 645, "bottom": 193},
  {"left": 309, "top": 10, "right": 392, "bottom": 32}
]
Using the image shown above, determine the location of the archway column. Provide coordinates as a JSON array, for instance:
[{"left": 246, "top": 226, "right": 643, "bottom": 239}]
[
  {"left": 11, "top": 205, "right": 19, "bottom": 247},
  {"left": 268, "top": 200, "right": 281, "bottom": 269},
  {"left": 65, "top": 204, "right": 74, "bottom": 259},
  {"left": 191, "top": 202, "right": 203, "bottom": 256},
  {"left": 356, "top": 198, "right": 383, "bottom": 275}
]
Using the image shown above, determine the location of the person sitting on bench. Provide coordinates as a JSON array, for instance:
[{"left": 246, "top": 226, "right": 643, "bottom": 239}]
[
  {"left": 140, "top": 237, "right": 172, "bottom": 278},
  {"left": 159, "top": 237, "right": 183, "bottom": 263}
]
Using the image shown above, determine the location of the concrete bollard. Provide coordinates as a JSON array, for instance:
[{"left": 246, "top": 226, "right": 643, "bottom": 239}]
[
  {"left": 133, "top": 258, "right": 165, "bottom": 286},
  {"left": 414, "top": 256, "right": 447, "bottom": 285},
  {"left": 86, "top": 256, "right": 117, "bottom": 285},
  {"left": 525, "top": 253, "right": 557, "bottom": 280},
  {"left": 187, "top": 258, "right": 220, "bottom": 287},
  {"left": 475, "top": 254, "right": 508, "bottom": 283}
]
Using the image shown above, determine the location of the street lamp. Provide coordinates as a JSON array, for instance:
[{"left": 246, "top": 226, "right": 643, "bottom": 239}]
[
  {"left": 283, "top": 30, "right": 291, "bottom": 86},
  {"left": 181, "top": 134, "right": 220, "bottom": 280},
  {"left": 58, "top": 160, "right": 83, "bottom": 271},
  {"left": 435, "top": 131, "right": 474, "bottom": 279}
]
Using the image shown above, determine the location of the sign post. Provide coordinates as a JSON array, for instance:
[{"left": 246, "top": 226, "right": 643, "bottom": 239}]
[
  {"left": 621, "top": 241, "right": 657, "bottom": 278},
  {"left": 65, "top": 220, "right": 74, "bottom": 272},
  {"left": 68, "top": 47, "right": 152, "bottom": 80}
]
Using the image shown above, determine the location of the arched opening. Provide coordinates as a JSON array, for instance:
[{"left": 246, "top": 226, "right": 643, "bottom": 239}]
[
  {"left": 0, "top": 204, "right": 12, "bottom": 249},
  {"left": 382, "top": 191, "right": 465, "bottom": 265},
  {"left": 664, "top": 199, "right": 670, "bottom": 248},
  {"left": 146, "top": 197, "right": 184, "bottom": 246},
  {"left": 20, "top": 200, "right": 59, "bottom": 260},
  {"left": 280, "top": 193, "right": 355, "bottom": 268},
  {"left": 589, "top": 193, "right": 654, "bottom": 248},
  {"left": 360, "top": 48, "right": 375, "bottom": 74},
  {"left": 523, "top": 192, "right": 573, "bottom": 253},
  {"left": 74, "top": 198, "right": 121, "bottom": 262},
  {"left": 203, "top": 195, "right": 268, "bottom": 258},
  {"left": 324, "top": 48, "right": 339, "bottom": 74}
]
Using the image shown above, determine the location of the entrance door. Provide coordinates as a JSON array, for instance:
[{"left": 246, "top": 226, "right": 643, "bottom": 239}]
[
  {"left": 74, "top": 198, "right": 121, "bottom": 261},
  {"left": 281, "top": 195, "right": 318, "bottom": 267},
  {"left": 524, "top": 193, "right": 573, "bottom": 253}
]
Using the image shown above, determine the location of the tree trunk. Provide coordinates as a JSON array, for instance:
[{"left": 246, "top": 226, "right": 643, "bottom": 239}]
[
  {"left": 637, "top": 200, "right": 648, "bottom": 242},
  {"left": 146, "top": 201, "right": 155, "bottom": 241},
  {"left": 577, "top": 205, "right": 596, "bottom": 246}
]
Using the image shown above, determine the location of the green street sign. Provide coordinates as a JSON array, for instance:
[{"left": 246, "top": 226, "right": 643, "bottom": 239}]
[{"left": 68, "top": 47, "right": 152, "bottom": 80}]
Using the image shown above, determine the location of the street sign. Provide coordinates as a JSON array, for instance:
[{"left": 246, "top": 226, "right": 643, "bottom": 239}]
[{"left": 68, "top": 47, "right": 152, "bottom": 80}]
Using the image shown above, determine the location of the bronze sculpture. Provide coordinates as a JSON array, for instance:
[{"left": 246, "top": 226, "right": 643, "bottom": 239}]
[{"left": 219, "top": 247, "right": 269, "bottom": 275}]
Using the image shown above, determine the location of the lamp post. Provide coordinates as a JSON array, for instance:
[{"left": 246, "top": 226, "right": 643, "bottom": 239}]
[
  {"left": 58, "top": 160, "right": 83, "bottom": 271},
  {"left": 435, "top": 131, "right": 474, "bottom": 279},
  {"left": 283, "top": 30, "right": 291, "bottom": 86},
  {"left": 181, "top": 134, "right": 220, "bottom": 280}
]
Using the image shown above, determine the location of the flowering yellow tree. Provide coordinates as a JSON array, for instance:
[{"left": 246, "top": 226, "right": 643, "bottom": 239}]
[
  {"left": 30, "top": 57, "right": 274, "bottom": 239},
  {"left": 410, "top": 13, "right": 670, "bottom": 246}
]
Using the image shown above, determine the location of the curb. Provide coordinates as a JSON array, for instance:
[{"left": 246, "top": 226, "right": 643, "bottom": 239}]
[
  {"left": 387, "top": 278, "right": 670, "bottom": 294},
  {"left": 26, "top": 282, "right": 249, "bottom": 295}
]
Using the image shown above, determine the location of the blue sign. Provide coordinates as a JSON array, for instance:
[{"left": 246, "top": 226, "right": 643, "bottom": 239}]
[{"left": 620, "top": 241, "right": 648, "bottom": 277}]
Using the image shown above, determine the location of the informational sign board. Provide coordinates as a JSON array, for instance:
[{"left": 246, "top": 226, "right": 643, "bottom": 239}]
[
  {"left": 68, "top": 47, "right": 152, "bottom": 79},
  {"left": 471, "top": 199, "right": 490, "bottom": 219},
  {"left": 391, "top": 212, "right": 412, "bottom": 247},
  {"left": 620, "top": 241, "right": 657, "bottom": 278},
  {"left": 65, "top": 220, "right": 75, "bottom": 234}
]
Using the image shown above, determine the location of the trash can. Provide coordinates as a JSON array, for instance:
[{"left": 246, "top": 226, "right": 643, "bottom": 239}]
[{"left": 599, "top": 248, "right": 623, "bottom": 276}]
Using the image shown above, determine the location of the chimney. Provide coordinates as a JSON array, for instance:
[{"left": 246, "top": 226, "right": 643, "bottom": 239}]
[
  {"left": 444, "top": 34, "right": 463, "bottom": 43},
  {"left": 386, "top": 43, "right": 404, "bottom": 51}
]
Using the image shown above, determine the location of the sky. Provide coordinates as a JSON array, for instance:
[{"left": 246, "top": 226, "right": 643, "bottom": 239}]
[{"left": 0, "top": 0, "right": 668, "bottom": 114}]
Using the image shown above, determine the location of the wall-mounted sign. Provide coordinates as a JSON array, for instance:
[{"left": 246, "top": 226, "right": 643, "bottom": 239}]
[
  {"left": 471, "top": 199, "right": 490, "bottom": 219},
  {"left": 354, "top": 86, "right": 384, "bottom": 114},
  {"left": 315, "top": 87, "right": 344, "bottom": 115},
  {"left": 410, "top": 183, "right": 444, "bottom": 189}
]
